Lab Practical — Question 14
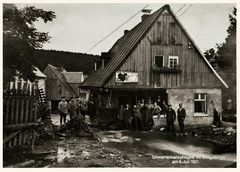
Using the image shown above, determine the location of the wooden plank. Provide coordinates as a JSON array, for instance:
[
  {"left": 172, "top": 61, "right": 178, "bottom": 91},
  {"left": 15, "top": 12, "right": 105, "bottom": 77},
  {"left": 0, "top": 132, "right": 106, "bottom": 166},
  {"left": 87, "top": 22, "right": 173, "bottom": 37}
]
[
  {"left": 15, "top": 96, "right": 20, "bottom": 124},
  {"left": 13, "top": 95, "right": 20, "bottom": 146},
  {"left": 10, "top": 98, "right": 15, "bottom": 125},
  {"left": 28, "top": 97, "right": 34, "bottom": 123},
  {"left": 25, "top": 98, "right": 30, "bottom": 123},
  {"left": 4, "top": 98, "right": 10, "bottom": 125},
  {"left": 4, "top": 131, "right": 21, "bottom": 146},
  {"left": 18, "top": 97, "right": 25, "bottom": 146},
  {"left": 4, "top": 123, "right": 39, "bottom": 131},
  {"left": 31, "top": 129, "right": 35, "bottom": 151},
  {"left": 23, "top": 98, "right": 30, "bottom": 144}
]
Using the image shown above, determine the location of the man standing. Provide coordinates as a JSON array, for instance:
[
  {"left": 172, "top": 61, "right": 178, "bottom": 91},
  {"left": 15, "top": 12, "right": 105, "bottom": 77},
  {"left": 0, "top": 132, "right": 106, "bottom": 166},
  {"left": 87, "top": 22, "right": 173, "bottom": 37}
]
[
  {"left": 226, "top": 97, "right": 232, "bottom": 111},
  {"left": 133, "top": 101, "right": 143, "bottom": 131},
  {"left": 166, "top": 104, "right": 176, "bottom": 134},
  {"left": 161, "top": 100, "right": 168, "bottom": 115},
  {"left": 177, "top": 103, "right": 186, "bottom": 135},
  {"left": 145, "top": 98, "right": 154, "bottom": 130},
  {"left": 118, "top": 105, "right": 125, "bottom": 129},
  {"left": 58, "top": 97, "right": 68, "bottom": 125}
]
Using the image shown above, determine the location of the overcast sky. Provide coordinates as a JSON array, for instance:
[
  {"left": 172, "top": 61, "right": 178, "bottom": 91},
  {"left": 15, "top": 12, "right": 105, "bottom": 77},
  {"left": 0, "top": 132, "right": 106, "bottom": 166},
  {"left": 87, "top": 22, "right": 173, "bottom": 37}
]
[{"left": 16, "top": 3, "right": 235, "bottom": 55}]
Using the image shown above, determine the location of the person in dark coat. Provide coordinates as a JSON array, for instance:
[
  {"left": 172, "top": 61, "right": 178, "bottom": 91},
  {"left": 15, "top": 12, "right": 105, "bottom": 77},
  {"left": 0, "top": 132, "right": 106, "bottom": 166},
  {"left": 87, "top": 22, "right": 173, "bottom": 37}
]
[
  {"left": 177, "top": 103, "right": 186, "bottom": 135},
  {"left": 161, "top": 100, "right": 168, "bottom": 115},
  {"left": 166, "top": 104, "right": 176, "bottom": 134},
  {"left": 118, "top": 105, "right": 125, "bottom": 129},
  {"left": 132, "top": 102, "right": 143, "bottom": 131},
  {"left": 211, "top": 100, "right": 223, "bottom": 127},
  {"left": 143, "top": 98, "right": 154, "bottom": 130}
]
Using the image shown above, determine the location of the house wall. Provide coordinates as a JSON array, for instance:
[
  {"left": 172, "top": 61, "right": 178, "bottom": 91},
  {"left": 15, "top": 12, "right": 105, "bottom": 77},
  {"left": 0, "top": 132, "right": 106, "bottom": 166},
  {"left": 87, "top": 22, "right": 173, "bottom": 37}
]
[
  {"left": 79, "top": 88, "right": 90, "bottom": 102},
  {"left": 104, "top": 9, "right": 222, "bottom": 89},
  {"left": 44, "top": 66, "right": 74, "bottom": 100},
  {"left": 37, "top": 78, "right": 46, "bottom": 94},
  {"left": 154, "top": 88, "right": 222, "bottom": 127}
]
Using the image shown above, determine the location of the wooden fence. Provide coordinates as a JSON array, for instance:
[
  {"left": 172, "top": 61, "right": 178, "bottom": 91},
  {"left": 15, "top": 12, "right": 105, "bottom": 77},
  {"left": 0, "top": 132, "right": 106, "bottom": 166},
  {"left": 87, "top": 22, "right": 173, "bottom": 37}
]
[{"left": 3, "top": 77, "right": 39, "bottom": 150}]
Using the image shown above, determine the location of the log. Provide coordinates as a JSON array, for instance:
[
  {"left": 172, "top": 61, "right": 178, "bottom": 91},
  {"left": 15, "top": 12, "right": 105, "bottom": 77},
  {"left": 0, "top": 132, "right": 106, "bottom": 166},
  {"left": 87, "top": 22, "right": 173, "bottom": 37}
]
[
  {"left": 6, "top": 160, "right": 35, "bottom": 168},
  {"left": 3, "top": 130, "right": 22, "bottom": 145},
  {"left": 4, "top": 123, "right": 39, "bottom": 131},
  {"left": 30, "top": 151, "right": 57, "bottom": 157}
]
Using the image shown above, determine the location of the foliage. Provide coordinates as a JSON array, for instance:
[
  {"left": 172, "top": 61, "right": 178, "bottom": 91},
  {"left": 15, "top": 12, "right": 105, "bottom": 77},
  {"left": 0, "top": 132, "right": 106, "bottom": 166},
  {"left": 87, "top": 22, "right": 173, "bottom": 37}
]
[
  {"left": 3, "top": 4, "right": 56, "bottom": 85},
  {"left": 204, "top": 7, "right": 236, "bottom": 110},
  {"left": 216, "top": 7, "right": 236, "bottom": 69},
  {"left": 32, "top": 49, "right": 100, "bottom": 74},
  {"left": 203, "top": 48, "right": 217, "bottom": 67}
]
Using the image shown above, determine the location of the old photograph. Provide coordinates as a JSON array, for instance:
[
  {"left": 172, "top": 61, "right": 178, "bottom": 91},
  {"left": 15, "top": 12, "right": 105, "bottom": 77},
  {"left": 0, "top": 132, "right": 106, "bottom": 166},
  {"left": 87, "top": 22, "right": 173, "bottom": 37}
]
[{"left": 2, "top": 1, "right": 237, "bottom": 168}]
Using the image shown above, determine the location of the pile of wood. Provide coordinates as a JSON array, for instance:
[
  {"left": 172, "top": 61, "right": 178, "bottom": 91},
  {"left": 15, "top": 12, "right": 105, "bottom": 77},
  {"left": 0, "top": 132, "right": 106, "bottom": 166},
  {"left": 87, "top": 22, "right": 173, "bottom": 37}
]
[
  {"left": 191, "top": 125, "right": 236, "bottom": 153},
  {"left": 58, "top": 116, "right": 94, "bottom": 137}
]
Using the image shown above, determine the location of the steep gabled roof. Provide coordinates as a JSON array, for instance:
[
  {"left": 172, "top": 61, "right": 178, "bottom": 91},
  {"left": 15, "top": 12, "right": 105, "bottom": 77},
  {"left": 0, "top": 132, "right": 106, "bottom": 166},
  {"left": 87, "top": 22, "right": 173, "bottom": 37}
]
[
  {"left": 62, "top": 72, "right": 84, "bottom": 84},
  {"left": 47, "top": 64, "right": 78, "bottom": 96},
  {"left": 33, "top": 66, "right": 47, "bottom": 78},
  {"left": 167, "top": 6, "right": 228, "bottom": 88},
  {"left": 81, "top": 4, "right": 228, "bottom": 88},
  {"left": 82, "top": 5, "right": 165, "bottom": 87}
]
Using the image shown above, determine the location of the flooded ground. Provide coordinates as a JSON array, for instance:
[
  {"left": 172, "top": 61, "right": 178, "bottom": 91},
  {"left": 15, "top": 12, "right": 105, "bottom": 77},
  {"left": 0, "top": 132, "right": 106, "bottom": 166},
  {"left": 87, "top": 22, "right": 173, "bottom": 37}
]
[
  {"left": 50, "top": 113, "right": 236, "bottom": 167},
  {"left": 96, "top": 130, "right": 236, "bottom": 167}
]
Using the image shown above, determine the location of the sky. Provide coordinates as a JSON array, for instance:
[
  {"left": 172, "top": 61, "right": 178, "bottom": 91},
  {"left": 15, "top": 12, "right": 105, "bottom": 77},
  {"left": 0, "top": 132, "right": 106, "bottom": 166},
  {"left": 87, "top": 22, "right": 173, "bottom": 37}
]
[{"left": 16, "top": 3, "right": 235, "bottom": 55}]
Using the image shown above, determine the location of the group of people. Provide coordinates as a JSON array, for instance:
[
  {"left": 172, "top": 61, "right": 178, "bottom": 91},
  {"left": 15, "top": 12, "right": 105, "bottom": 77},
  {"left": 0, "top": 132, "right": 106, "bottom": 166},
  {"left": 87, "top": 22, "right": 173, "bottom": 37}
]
[
  {"left": 117, "top": 96, "right": 186, "bottom": 134},
  {"left": 58, "top": 96, "right": 87, "bottom": 125}
]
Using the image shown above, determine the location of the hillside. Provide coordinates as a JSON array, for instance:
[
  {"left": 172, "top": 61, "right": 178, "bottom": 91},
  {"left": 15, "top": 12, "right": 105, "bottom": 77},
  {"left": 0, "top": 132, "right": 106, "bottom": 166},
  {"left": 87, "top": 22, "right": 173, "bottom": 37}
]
[{"left": 33, "top": 49, "right": 100, "bottom": 74}]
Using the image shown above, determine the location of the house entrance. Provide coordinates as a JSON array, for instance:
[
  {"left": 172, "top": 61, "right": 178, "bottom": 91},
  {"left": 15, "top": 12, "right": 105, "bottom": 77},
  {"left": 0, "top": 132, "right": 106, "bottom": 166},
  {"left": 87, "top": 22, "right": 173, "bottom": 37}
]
[{"left": 115, "top": 89, "right": 168, "bottom": 108}]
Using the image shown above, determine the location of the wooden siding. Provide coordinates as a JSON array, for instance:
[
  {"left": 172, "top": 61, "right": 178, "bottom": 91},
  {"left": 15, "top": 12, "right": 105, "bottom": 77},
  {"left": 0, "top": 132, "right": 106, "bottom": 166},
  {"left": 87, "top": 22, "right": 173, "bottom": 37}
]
[
  {"left": 105, "top": 11, "right": 222, "bottom": 88},
  {"left": 43, "top": 66, "right": 73, "bottom": 100}
]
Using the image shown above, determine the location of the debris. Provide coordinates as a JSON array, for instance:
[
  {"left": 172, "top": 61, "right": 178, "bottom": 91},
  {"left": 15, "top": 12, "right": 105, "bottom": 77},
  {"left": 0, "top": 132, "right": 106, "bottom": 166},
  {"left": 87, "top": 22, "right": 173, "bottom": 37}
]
[
  {"left": 29, "top": 150, "right": 57, "bottom": 158},
  {"left": 134, "top": 138, "right": 141, "bottom": 141},
  {"left": 189, "top": 125, "right": 236, "bottom": 153},
  {"left": 160, "top": 127, "right": 165, "bottom": 131},
  {"left": 58, "top": 116, "right": 94, "bottom": 137},
  {"left": 55, "top": 132, "right": 67, "bottom": 137},
  {"left": 114, "top": 132, "right": 122, "bottom": 139},
  {"left": 6, "top": 160, "right": 35, "bottom": 168},
  {"left": 81, "top": 150, "right": 90, "bottom": 157},
  {"left": 88, "top": 162, "right": 105, "bottom": 167}
]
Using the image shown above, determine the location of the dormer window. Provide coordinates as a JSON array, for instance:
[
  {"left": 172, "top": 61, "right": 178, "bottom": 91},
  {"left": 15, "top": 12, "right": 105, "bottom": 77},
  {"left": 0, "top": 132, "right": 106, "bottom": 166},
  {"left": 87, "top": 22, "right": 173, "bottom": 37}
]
[{"left": 169, "top": 56, "right": 179, "bottom": 68}]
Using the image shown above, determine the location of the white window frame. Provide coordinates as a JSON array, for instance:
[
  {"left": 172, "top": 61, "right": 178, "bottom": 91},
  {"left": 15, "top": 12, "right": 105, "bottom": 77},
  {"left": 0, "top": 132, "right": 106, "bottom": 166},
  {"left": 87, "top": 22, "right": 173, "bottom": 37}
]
[
  {"left": 194, "top": 93, "right": 209, "bottom": 117},
  {"left": 168, "top": 56, "right": 179, "bottom": 68},
  {"left": 154, "top": 55, "right": 164, "bottom": 68}
]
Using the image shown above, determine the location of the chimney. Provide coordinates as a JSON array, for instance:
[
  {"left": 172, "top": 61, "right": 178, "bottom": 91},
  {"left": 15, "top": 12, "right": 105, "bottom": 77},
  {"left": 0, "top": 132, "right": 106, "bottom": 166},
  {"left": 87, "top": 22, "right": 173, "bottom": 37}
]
[
  {"left": 57, "top": 66, "right": 64, "bottom": 72},
  {"left": 124, "top": 30, "right": 129, "bottom": 35},
  {"left": 141, "top": 8, "right": 151, "bottom": 21},
  {"left": 141, "top": 14, "right": 149, "bottom": 21}
]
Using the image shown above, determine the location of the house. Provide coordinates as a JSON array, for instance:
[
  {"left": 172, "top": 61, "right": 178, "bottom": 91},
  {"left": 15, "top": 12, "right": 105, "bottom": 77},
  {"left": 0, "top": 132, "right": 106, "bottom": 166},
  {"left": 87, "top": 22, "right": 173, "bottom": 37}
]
[
  {"left": 80, "top": 4, "right": 228, "bottom": 126},
  {"left": 33, "top": 66, "right": 47, "bottom": 94},
  {"left": 43, "top": 64, "right": 89, "bottom": 107}
]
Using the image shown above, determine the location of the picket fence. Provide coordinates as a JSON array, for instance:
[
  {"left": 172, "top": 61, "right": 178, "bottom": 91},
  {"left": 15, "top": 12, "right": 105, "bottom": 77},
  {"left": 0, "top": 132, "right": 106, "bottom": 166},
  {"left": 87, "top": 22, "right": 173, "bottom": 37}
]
[{"left": 3, "top": 77, "right": 39, "bottom": 150}]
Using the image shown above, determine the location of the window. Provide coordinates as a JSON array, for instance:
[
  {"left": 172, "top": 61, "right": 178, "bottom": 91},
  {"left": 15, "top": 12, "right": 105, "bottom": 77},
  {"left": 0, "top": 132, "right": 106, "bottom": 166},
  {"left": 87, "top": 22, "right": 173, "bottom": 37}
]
[
  {"left": 168, "top": 56, "right": 178, "bottom": 68},
  {"left": 155, "top": 55, "right": 164, "bottom": 68},
  {"left": 194, "top": 93, "right": 207, "bottom": 114}
]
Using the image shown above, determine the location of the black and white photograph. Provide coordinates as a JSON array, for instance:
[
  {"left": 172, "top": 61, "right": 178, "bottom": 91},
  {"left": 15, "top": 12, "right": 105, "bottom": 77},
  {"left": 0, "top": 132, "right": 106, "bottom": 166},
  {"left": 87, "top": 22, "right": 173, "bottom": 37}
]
[{"left": 1, "top": 0, "right": 237, "bottom": 168}]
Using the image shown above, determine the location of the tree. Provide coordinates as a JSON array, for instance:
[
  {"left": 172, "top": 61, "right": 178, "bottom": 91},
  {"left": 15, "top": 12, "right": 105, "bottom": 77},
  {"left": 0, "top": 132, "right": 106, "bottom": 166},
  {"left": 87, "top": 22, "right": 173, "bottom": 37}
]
[
  {"left": 216, "top": 7, "right": 236, "bottom": 110},
  {"left": 215, "top": 7, "right": 236, "bottom": 69},
  {"left": 203, "top": 48, "right": 217, "bottom": 68},
  {"left": 3, "top": 4, "right": 56, "bottom": 86}
]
